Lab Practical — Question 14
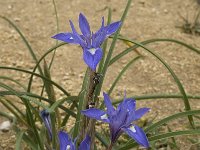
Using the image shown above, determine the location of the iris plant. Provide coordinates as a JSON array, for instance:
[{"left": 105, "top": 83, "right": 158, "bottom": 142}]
[
  {"left": 52, "top": 13, "right": 121, "bottom": 71},
  {"left": 82, "top": 92, "right": 150, "bottom": 148},
  {"left": 40, "top": 110, "right": 52, "bottom": 140},
  {"left": 58, "top": 131, "right": 91, "bottom": 150}
]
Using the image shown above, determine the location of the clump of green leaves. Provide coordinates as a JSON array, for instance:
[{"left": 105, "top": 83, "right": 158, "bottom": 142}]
[{"left": 1, "top": 0, "right": 200, "bottom": 149}]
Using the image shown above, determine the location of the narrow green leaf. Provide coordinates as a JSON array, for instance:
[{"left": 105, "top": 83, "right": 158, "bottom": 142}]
[
  {"left": 20, "top": 95, "right": 48, "bottom": 109},
  {"left": 0, "top": 98, "right": 27, "bottom": 126},
  {"left": 118, "top": 129, "right": 200, "bottom": 150},
  {"left": 167, "top": 125, "right": 179, "bottom": 150},
  {"left": 0, "top": 76, "right": 27, "bottom": 90},
  {"left": 121, "top": 40, "right": 194, "bottom": 128},
  {"left": 110, "top": 37, "right": 200, "bottom": 66},
  {"left": 97, "top": 8, "right": 112, "bottom": 73},
  {"left": 4, "top": 97, "right": 26, "bottom": 118},
  {"left": 20, "top": 97, "right": 44, "bottom": 150},
  {"left": 0, "top": 111, "right": 17, "bottom": 125},
  {"left": 50, "top": 112, "right": 57, "bottom": 150},
  {"left": 61, "top": 102, "right": 77, "bottom": 126},
  {"left": 95, "top": 132, "right": 109, "bottom": 147},
  {"left": 113, "top": 93, "right": 200, "bottom": 105},
  {"left": 95, "top": 0, "right": 133, "bottom": 100},
  {"left": 73, "top": 69, "right": 89, "bottom": 138},
  {"left": 105, "top": 37, "right": 195, "bottom": 128},
  {"left": 108, "top": 56, "right": 141, "bottom": 95},
  {"left": 0, "top": 81, "right": 21, "bottom": 96},
  {"left": 39, "top": 126, "right": 46, "bottom": 148},
  {"left": 15, "top": 131, "right": 24, "bottom": 150},
  {"left": 0, "top": 16, "right": 43, "bottom": 76},
  {"left": 14, "top": 127, "right": 38, "bottom": 150},
  {"left": 0, "top": 91, "right": 76, "bottom": 117},
  {"left": 43, "top": 60, "right": 56, "bottom": 101},
  {"left": 27, "top": 42, "right": 66, "bottom": 93},
  {"left": 0, "top": 66, "right": 70, "bottom": 96},
  {"left": 145, "top": 110, "right": 200, "bottom": 133},
  {"left": 48, "top": 0, "right": 59, "bottom": 69},
  {"left": 48, "top": 96, "right": 78, "bottom": 112}
]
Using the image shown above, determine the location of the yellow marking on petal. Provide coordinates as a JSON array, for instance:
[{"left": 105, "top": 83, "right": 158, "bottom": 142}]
[
  {"left": 66, "top": 145, "right": 70, "bottom": 150},
  {"left": 100, "top": 114, "right": 108, "bottom": 120},
  {"left": 129, "top": 126, "right": 136, "bottom": 133},
  {"left": 88, "top": 48, "right": 97, "bottom": 55}
]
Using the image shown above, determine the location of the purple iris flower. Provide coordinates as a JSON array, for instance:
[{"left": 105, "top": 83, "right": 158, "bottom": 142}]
[
  {"left": 58, "top": 131, "right": 91, "bottom": 150},
  {"left": 82, "top": 92, "right": 150, "bottom": 148},
  {"left": 52, "top": 13, "right": 121, "bottom": 71},
  {"left": 40, "top": 110, "right": 52, "bottom": 140}
]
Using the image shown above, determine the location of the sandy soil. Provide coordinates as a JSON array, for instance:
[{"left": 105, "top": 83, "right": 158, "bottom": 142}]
[{"left": 0, "top": 0, "right": 200, "bottom": 149}]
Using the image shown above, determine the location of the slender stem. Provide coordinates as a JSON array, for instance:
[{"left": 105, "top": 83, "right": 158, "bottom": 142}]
[
  {"left": 80, "top": 68, "right": 100, "bottom": 150},
  {"left": 86, "top": 68, "right": 99, "bottom": 150},
  {"left": 87, "top": 68, "right": 97, "bottom": 102}
]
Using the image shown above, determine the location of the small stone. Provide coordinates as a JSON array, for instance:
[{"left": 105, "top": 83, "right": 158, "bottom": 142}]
[
  {"left": 8, "top": 5, "right": 13, "bottom": 9},
  {"left": 139, "top": 0, "right": 145, "bottom": 4},
  {"left": 0, "top": 121, "right": 11, "bottom": 132},
  {"left": 63, "top": 75, "right": 70, "bottom": 80},
  {"left": 164, "top": 9, "right": 168, "bottom": 14},
  {"left": 14, "top": 17, "right": 21, "bottom": 22},
  {"left": 121, "top": 60, "right": 127, "bottom": 64},
  {"left": 22, "top": 73, "right": 26, "bottom": 78},
  {"left": 131, "top": 3, "right": 134, "bottom": 7},
  {"left": 79, "top": 73, "right": 84, "bottom": 78}
]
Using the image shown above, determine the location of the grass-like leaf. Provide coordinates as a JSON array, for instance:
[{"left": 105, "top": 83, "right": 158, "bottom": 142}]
[
  {"left": 145, "top": 110, "right": 200, "bottom": 133},
  {"left": 97, "top": 8, "right": 112, "bottom": 73},
  {"left": 48, "top": 96, "right": 78, "bottom": 113},
  {"left": 0, "top": 76, "right": 27, "bottom": 90},
  {"left": 110, "top": 37, "right": 200, "bottom": 66},
  {"left": 0, "top": 16, "right": 43, "bottom": 76},
  {"left": 4, "top": 97, "right": 26, "bottom": 118},
  {"left": 118, "top": 129, "right": 200, "bottom": 150},
  {"left": 95, "top": 132, "right": 110, "bottom": 148},
  {"left": 27, "top": 42, "right": 66, "bottom": 92},
  {"left": 113, "top": 93, "right": 200, "bottom": 104},
  {"left": 94, "top": 0, "right": 133, "bottom": 100},
  {"left": 108, "top": 56, "right": 141, "bottom": 95},
  {"left": 117, "top": 110, "right": 200, "bottom": 149},
  {"left": 111, "top": 40, "right": 194, "bottom": 128},
  {"left": 73, "top": 68, "right": 89, "bottom": 138},
  {"left": 61, "top": 101, "right": 77, "bottom": 126},
  {"left": 15, "top": 131, "right": 24, "bottom": 150},
  {"left": 43, "top": 60, "right": 56, "bottom": 102},
  {"left": 0, "top": 66, "right": 70, "bottom": 96},
  {"left": 14, "top": 127, "right": 38, "bottom": 150},
  {"left": 0, "top": 91, "right": 76, "bottom": 117},
  {"left": 20, "top": 95, "right": 48, "bottom": 109}
]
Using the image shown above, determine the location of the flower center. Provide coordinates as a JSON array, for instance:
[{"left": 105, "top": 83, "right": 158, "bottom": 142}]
[
  {"left": 129, "top": 126, "right": 136, "bottom": 133},
  {"left": 88, "top": 48, "right": 97, "bottom": 55},
  {"left": 100, "top": 114, "right": 108, "bottom": 120},
  {"left": 66, "top": 145, "right": 70, "bottom": 150}
]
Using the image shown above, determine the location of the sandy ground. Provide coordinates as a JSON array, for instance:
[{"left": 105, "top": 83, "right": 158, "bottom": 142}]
[{"left": 0, "top": 0, "right": 200, "bottom": 149}]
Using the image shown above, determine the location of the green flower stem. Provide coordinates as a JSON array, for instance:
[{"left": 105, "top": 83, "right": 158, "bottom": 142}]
[{"left": 81, "top": 68, "right": 100, "bottom": 150}]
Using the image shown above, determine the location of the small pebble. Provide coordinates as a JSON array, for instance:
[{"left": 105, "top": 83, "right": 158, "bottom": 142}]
[
  {"left": 14, "top": 17, "right": 21, "bottom": 22},
  {"left": 139, "top": 0, "right": 145, "bottom": 4},
  {"left": 7, "top": 5, "right": 13, "bottom": 9},
  {"left": 0, "top": 121, "right": 11, "bottom": 132},
  {"left": 164, "top": 9, "right": 168, "bottom": 14}
]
